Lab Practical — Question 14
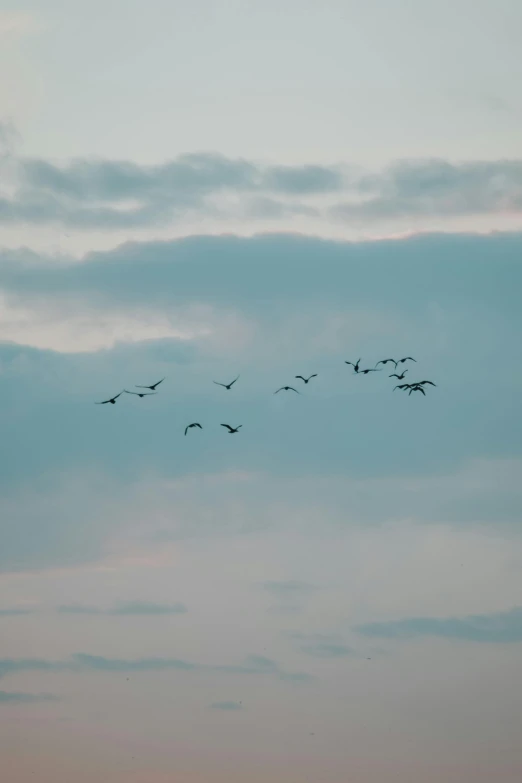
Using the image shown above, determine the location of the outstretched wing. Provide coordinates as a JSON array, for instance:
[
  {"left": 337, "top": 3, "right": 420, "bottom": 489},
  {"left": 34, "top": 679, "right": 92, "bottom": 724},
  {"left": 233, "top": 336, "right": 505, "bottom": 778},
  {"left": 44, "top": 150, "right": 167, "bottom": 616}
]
[
  {"left": 376, "top": 359, "right": 396, "bottom": 367},
  {"left": 309, "top": 374, "right": 318, "bottom": 379},
  {"left": 184, "top": 426, "right": 190, "bottom": 436},
  {"left": 195, "top": 423, "right": 202, "bottom": 429},
  {"left": 228, "top": 375, "right": 240, "bottom": 387},
  {"left": 288, "top": 386, "right": 300, "bottom": 393},
  {"left": 419, "top": 380, "right": 436, "bottom": 386},
  {"left": 213, "top": 381, "right": 226, "bottom": 388},
  {"left": 95, "top": 399, "right": 110, "bottom": 404},
  {"left": 295, "top": 376, "right": 305, "bottom": 381},
  {"left": 221, "top": 424, "right": 233, "bottom": 431},
  {"left": 124, "top": 390, "right": 138, "bottom": 395},
  {"left": 400, "top": 357, "right": 416, "bottom": 363},
  {"left": 274, "top": 388, "right": 284, "bottom": 394},
  {"left": 394, "top": 384, "right": 410, "bottom": 391}
]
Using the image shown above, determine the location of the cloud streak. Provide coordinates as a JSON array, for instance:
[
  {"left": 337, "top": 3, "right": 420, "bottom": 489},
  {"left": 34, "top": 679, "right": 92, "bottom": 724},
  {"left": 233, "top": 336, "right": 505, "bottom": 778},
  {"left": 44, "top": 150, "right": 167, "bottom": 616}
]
[
  {"left": 355, "top": 606, "right": 522, "bottom": 643},
  {"left": 1, "top": 149, "right": 522, "bottom": 229},
  {"left": 58, "top": 601, "right": 188, "bottom": 616},
  {"left": 0, "top": 653, "right": 312, "bottom": 683}
]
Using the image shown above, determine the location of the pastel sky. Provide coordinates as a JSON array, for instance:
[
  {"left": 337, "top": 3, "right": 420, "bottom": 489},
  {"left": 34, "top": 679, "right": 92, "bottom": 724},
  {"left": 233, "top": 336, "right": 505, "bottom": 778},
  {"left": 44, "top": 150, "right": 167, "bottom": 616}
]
[{"left": 1, "top": 2, "right": 522, "bottom": 782}]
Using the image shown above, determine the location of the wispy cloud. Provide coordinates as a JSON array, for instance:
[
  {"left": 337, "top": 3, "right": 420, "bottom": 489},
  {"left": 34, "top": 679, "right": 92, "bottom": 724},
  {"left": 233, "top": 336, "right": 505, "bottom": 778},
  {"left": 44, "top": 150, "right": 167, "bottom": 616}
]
[
  {"left": 1, "top": 147, "right": 521, "bottom": 229},
  {"left": 210, "top": 701, "right": 243, "bottom": 710},
  {"left": 0, "top": 653, "right": 312, "bottom": 683},
  {"left": 289, "top": 633, "right": 356, "bottom": 659},
  {"left": 355, "top": 606, "right": 522, "bottom": 643},
  {"left": 59, "top": 601, "right": 187, "bottom": 616},
  {"left": 0, "top": 690, "right": 56, "bottom": 704}
]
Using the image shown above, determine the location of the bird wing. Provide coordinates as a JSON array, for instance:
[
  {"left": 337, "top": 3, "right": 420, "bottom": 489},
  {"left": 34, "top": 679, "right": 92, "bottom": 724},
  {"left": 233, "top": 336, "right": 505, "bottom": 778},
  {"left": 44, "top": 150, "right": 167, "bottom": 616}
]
[
  {"left": 228, "top": 375, "right": 240, "bottom": 386},
  {"left": 309, "top": 374, "right": 317, "bottom": 379},
  {"left": 112, "top": 392, "right": 123, "bottom": 400},
  {"left": 274, "top": 388, "right": 284, "bottom": 394},
  {"left": 184, "top": 426, "right": 189, "bottom": 436},
  {"left": 402, "top": 357, "right": 416, "bottom": 362},
  {"left": 295, "top": 376, "right": 305, "bottom": 381},
  {"left": 95, "top": 400, "right": 110, "bottom": 404},
  {"left": 213, "top": 381, "right": 226, "bottom": 387},
  {"left": 344, "top": 361, "right": 354, "bottom": 366},
  {"left": 221, "top": 424, "right": 233, "bottom": 431},
  {"left": 124, "top": 390, "right": 138, "bottom": 395},
  {"left": 419, "top": 380, "right": 436, "bottom": 386},
  {"left": 394, "top": 384, "right": 410, "bottom": 390},
  {"left": 288, "top": 387, "right": 300, "bottom": 393},
  {"left": 195, "top": 423, "right": 202, "bottom": 429},
  {"left": 135, "top": 385, "right": 153, "bottom": 389}
]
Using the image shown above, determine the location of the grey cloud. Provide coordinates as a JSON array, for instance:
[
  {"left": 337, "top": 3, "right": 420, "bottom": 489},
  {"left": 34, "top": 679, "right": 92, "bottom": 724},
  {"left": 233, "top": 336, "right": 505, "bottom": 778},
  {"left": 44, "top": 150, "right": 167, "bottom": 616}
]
[
  {"left": 355, "top": 606, "right": 522, "bottom": 643},
  {"left": 0, "top": 690, "right": 56, "bottom": 704},
  {"left": 263, "top": 581, "right": 318, "bottom": 599},
  {"left": 0, "top": 652, "right": 311, "bottom": 683},
  {"left": 210, "top": 701, "right": 243, "bottom": 710},
  {"left": 0, "top": 150, "right": 520, "bottom": 227},
  {"left": 58, "top": 601, "right": 187, "bottom": 615},
  {"left": 289, "top": 632, "right": 356, "bottom": 659},
  {"left": 110, "top": 601, "right": 188, "bottom": 615},
  {"left": 0, "top": 608, "right": 35, "bottom": 616}
]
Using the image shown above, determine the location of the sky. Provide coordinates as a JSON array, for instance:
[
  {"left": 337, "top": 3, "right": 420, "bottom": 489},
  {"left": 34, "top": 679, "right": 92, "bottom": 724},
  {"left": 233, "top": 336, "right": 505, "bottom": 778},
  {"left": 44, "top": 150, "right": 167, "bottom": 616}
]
[{"left": 1, "top": 2, "right": 522, "bottom": 782}]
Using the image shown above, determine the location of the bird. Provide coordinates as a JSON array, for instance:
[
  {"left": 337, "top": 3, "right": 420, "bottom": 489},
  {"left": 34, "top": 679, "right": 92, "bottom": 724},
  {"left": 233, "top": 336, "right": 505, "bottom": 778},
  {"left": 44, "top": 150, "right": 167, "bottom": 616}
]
[
  {"left": 375, "top": 358, "right": 397, "bottom": 368},
  {"left": 274, "top": 386, "right": 300, "bottom": 394},
  {"left": 124, "top": 390, "right": 157, "bottom": 398},
  {"left": 95, "top": 391, "right": 123, "bottom": 405},
  {"left": 408, "top": 385, "right": 426, "bottom": 395},
  {"left": 412, "top": 380, "right": 436, "bottom": 387},
  {"left": 389, "top": 370, "right": 408, "bottom": 380},
  {"left": 221, "top": 424, "right": 242, "bottom": 433},
  {"left": 185, "top": 422, "right": 202, "bottom": 436},
  {"left": 136, "top": 378, "right": 165, "bottom": 391},
  {"left": 295, "top": 374, "right": 317, "bottom": 384},
  {"left": 345, "top": 358, "right": 361, "bottom": 373},
  {"left": 396, "top": 357, "right": 416, "bottom": 365},
  {"left": 213, "top": 375, "right": 239, "bottom": 390},
  {"left": 359, "top": 368, "right": 381, "bottom": 375}
]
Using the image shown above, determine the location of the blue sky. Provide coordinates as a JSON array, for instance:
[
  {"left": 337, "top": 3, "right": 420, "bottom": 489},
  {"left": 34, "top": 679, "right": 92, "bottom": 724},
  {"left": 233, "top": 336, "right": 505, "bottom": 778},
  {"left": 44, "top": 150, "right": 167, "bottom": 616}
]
[{"left": 1, "top": 3, "right": 522, "bottom": 783}]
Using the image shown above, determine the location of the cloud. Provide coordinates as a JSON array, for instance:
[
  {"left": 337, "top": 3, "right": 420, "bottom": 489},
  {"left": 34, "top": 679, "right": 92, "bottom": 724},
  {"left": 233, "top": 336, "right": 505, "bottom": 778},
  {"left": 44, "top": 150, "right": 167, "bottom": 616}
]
[
  {"left": 0, "top": 608, "right": 35, "bottom": 616},
  {"left": 355, "top": 606, "right": 522, "bottom": 643},
  {"left": 110, "top": 601, "right": 188, "bottom": 615},
  {"left": 58, "top": 601, "right": 187, "bottom": 615},
  {"left": 0, "top": 653, "right": 311, "bottom": 683},
  {"left": 0, "top": 690, "right": 55, "bottom": 704},
  {"left": 262, "top": 581, "right": 318, "bottom": 599},
  {"left": 0, "top": 146, "right": 522, "bottom": 229},
  {"left": 289, "top": 633, "right": 356, "bottom": 659},
  {"left": 210, "top": 701, "right": 243, "bottom": 710}
]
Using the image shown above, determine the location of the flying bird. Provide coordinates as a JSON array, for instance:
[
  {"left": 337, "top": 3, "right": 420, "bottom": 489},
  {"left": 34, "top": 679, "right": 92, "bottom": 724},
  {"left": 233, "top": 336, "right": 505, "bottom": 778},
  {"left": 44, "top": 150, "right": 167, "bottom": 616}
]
[
  {"left": 185, "top": 422, "right": 202, "bottom": 436},
  {"left": 213, "top": 375, "right": 240, "bottom": 390},
  {"left": 375, "top": 358, "right": 398, "bottom": 368},
  {"left": 274, "top": 386, "right": 300, "bottom": 394},
  {"left": 136, "top": 378, "right": 165, "bottom": 391},
  {"left": 124, "top": 390, "right": 157, "bottom": 398},
  {"left": 396, "top": 357, "right": 416, "bottom": 365},
  {"left": 221, "top": 424, "right": 242, "bottom": 433},
  {"left": 389, "top": 370, "right": 408, "bottom": 380},
  {"left": 95, "top": 391, "right": 123, "bottom": 405},
  {"left": 295, "top": 374, "right": 317, "bottom": 384},
  {"left": 345, "top": 358, "right": 361, "bottom": 373}
]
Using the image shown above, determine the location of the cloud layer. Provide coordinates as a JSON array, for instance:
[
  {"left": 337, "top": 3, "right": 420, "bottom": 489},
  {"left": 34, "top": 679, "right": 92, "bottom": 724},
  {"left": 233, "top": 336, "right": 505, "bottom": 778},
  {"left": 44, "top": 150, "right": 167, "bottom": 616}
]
[{"left": 1, "top": 140, "right": 522, "bottom": 230}]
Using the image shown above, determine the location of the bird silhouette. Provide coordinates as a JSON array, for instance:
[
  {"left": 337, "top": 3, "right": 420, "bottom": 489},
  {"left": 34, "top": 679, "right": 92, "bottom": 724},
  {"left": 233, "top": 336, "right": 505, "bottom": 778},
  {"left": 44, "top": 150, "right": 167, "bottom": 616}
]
[
  {"left": 274, "top": 386, "right": 300, "bottom": 394},
  {"left": 295, "top": 374, "right": 317, "bottom": 384},
  {"left": 185, "top": 422, "right": 202, "bottom": 436},
  {"left": 213, "top": 375, "right": 239, "bottom": 390},
  {"left": 389, "top": 370, "right": 408, "bottom": 380},
  {"left": 359, "top": 368, "right": 381, "bottom": 375},
  {"left": 375, "top": 358, "right": 398, "bottom": 368},
  {"left": 136, "top": 378, "right": 165, "bottom": 391},
  {"left": 95, "top": 392, "right": 123, "bottom": 405},
  {"left": 124, "top": 390, "right": 157, "bottom": 398},
  {"left": 397, "top": 357, "right": 416, "bottom": 365},
  {"left": 393, "top": 383, "right": 412, "bottom": 391},
  {"left": 345, "top": 358, "right": 361, "bottom": 373},
  {"left": 221, "top": 424, "right": 242, "bottom": 433}
]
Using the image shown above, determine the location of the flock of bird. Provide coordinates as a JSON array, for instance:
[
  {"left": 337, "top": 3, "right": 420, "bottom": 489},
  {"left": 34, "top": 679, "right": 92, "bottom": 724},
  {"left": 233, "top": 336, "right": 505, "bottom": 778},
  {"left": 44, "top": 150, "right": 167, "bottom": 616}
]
[{"left": 95, "top": 356, "right": 436, "bottom": 434}]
